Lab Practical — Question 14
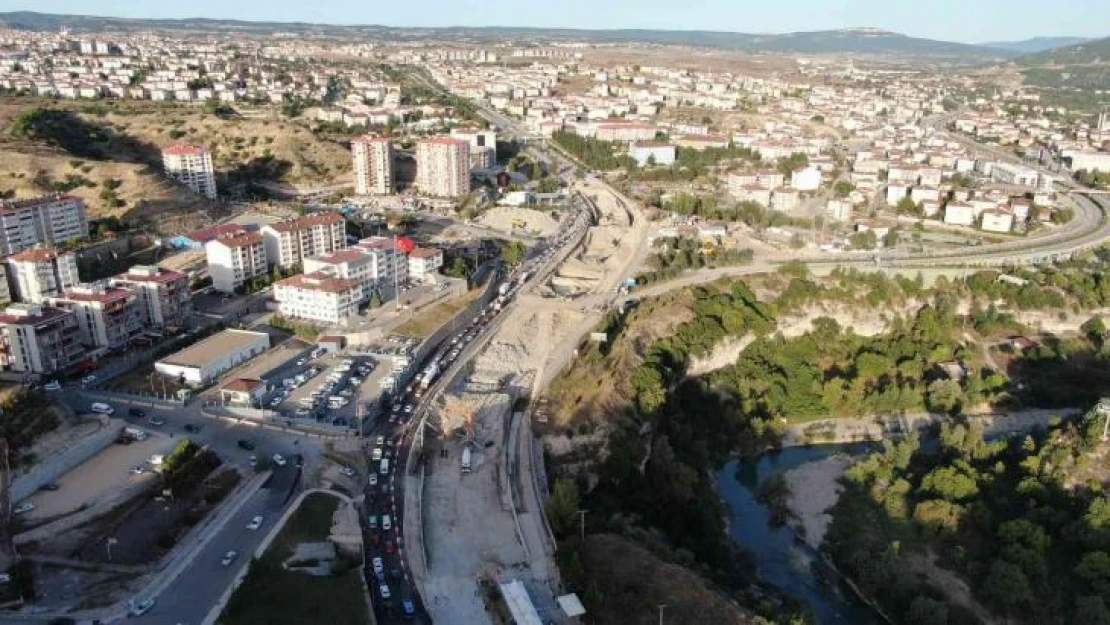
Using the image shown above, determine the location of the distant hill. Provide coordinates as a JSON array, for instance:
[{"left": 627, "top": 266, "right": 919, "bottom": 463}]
[
  {"left": 0, "top": 11, "right": 1016, "bottom": 61},
  {"left": 1017, "top": 36, "right": 1110, "bottom": 65},
  {"left": 981, "top": 36, "right": 1092, "bottom": 54}
]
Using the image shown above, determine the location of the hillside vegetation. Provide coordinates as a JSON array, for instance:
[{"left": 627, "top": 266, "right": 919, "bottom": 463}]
[
  {"left": 826, "top": 408, "right": 1110, "bottom": 625},
  {"left": 1016, "top": 37, "right": 1110, "bottom": 93}
]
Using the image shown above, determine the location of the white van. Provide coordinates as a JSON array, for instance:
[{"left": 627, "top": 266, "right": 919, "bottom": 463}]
[
  {"left": 379, "top": 458, "right": 390, "bottom": 475},
  {"left": 381, "top": 514, "right": 392, "bottom": 531},
  {"left": 372, "top": 447, "right": 383, "bottom": 461},
  {"left": 90, "top": 403, "right": 115, "bottom": 415}
]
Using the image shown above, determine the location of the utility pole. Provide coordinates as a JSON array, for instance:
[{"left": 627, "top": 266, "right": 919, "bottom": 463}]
[
  {"left": 576, "top": 509, "right": 587, "bottom": 542},
  {"left": 658, "top": 603, "right": 667, "bottom": 625}
]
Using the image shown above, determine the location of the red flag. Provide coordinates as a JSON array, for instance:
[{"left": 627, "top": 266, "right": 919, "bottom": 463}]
[{"left": 395, "top": 236, "right": 415, "bottom": 254}]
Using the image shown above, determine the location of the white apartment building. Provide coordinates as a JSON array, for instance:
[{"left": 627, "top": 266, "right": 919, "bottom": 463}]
[
  {"left": 408, "top": 247, "right": 444, "bottom": 282},
  {"left": 205, "top": 232, "right": 267, "bottom": 294},
  {"left": 50, "top": 283, "right": 142, "bottom": 351},
  {"left": 0, "top": 195, "right": 89, "bottom": 256},
  {"left": 990, "top": 162, "right": 1039, "bottom": 187},
  {"left": 981, "top": 209, "right": 1015, "bottom": 233},
  {"left": 790, "top": 166, "right": 821, "bottom": 191},
  {"left": 261, "top": 212, "right": 347, "bottom": 271},
  {"left": 450, "top": 127, "right": 497, "bottom": 170},
  {"left": 110, "top": 265, "right": 192, "bottom": 329},
  {"left": 162, "top": 145, "right": 217, "bottom": 199},
  {"left": 351, "top": 135, "right": 394, "bottom": 196},
  {"left": 944, "top": 201, "right": 976, "bottom": 226},
  {"left": 274, "top": 272, "right": 365, "bottom": 324},
  {"left": 7, "top": 248, "right": 81, "bottom": 304},
  {"left": 416, "top": 138, "right": 471, "bottom": 197},
  {"left": 0, "top": 303, "right": 85, "bottom": 375}
]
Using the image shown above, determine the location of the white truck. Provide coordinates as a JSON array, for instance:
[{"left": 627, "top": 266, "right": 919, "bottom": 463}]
[
  {"left": 461, "top": 446, "right": 472, "bottom": 474},
  {"left": 419, "top": 363, "right": 440, "bottom": 389},
  {"left": 123, "top": 426, "right": 148, "bottom": 441}
]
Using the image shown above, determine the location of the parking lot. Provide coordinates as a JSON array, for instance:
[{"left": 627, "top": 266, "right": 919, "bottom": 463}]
[
  {"left": 24, "top": 429, "right": 175, "bottom": 521},
  {"left": 262, "top": 351, "right": 385, "bottom": 430}
]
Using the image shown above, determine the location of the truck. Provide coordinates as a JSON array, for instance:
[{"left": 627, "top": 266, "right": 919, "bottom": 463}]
[
  {"left": 497, "top": 282, "right": 510, "bottom": 297},
  {"left": 123, "top": 426, "right": 148, "bottom": 441},
  {"left": 419, "top": 364, "right": 439, "bottom": 389},
  {"left": 461, "top": 446, "right": 472, "bottom": 474}
]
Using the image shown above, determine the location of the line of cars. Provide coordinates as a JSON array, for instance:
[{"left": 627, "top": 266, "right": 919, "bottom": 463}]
[{"left": 364, "top": 433, "right": 415, "bottom": 620}]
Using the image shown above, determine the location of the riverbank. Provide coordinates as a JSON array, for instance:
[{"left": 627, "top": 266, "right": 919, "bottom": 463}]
[{"left": 782, "top": 407, "right": 1079, "bottom": 448}]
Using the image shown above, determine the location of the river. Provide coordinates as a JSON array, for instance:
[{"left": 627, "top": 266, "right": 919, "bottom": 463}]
[{"left": 715, "top": 444, "right": 880, "bottom": 625}]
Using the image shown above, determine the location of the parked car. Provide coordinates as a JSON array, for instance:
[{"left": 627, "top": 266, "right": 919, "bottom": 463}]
[
  {"left": 148, "top": 416, "right": 166, "bottom": 427},
  {"left": 184, "top": 423, "right": 202, "bottom": 434},
  {"left": 39, "top": 483, "right": 60, "bottom": 492},
  {"left": 272, "top": 453, "right": 287, "bottom": 467},
  {"left": 246, "top": 516, "right": 263, "bottom": 531},
  {"left": 43, "top": 380, "right": 62, "bottom": 391},
  {"left": 237, "top": 439, "right": 255, "bottom": 451},
  {"left": 339, "top": 466, "right": 356, "bottom": 477},
  {"left": 13, "top": 502, "right": 34, "bottom": 515},
  {"left": 89, "top": 403, "right": 114, "bottom": 415},
  {"left": 129, "top": 465, "right": 145, "bottom": 475},
  {"left": 128, "top": 598, "right": 156, "bottom": 616},
  {"left": 129, "top": 408, "right": 146, "bottom": 418}
]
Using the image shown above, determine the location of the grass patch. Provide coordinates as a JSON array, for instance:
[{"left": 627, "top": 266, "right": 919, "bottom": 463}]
[
  {"left": 102, "top": 363, "right": 188, "bottom": 397},
  {"left": 220, "top": 492, "right": 369, "bottom": 625},
  {"left": 394, "top": 288, "right": 481, "bottom": 339}
]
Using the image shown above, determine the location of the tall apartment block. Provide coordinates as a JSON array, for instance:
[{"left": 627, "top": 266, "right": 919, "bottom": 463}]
[
  {"left": 205, "top": 232, "right": 267, "bottom": 294},
  {"left": 50, "top": 283, "right": 142, "bottom": 351},
  {"left": 260, "top": 212, "right": 347, "bottom": 271},
  {"left": 6, "top": 248, "right": 81, "bottom": 304},
  {"left": 416, "top": 138, "right": 471, "bottom": 197},
  {"left": 0, "top": 195, "right": 89, "bottom": 256},
  {"left": 351, "top": 136, "right": 394, "bottom": 196},
  {"left": 0, "top": 303, "right": 85, "bottom": 375},
  {"left": 111, "top": 265, "right": 192, "bottom": 329},
  {"left": 162, "top": 145, "right": 218, "bottom": 199}
]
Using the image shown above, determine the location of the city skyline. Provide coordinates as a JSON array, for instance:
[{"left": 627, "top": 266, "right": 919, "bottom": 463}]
[{"left": 4, "top": 0, "right": 1107, "bottom": 45}]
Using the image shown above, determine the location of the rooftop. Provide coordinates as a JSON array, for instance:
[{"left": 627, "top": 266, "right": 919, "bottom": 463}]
[
  {"left": 0, "top": 194, "right": 82, "bottom": 213},
  {"left": 277, "top": 271, "right": 362, "bottom": 294},
  {"left": 8, "top": 247, "right": 68, "bottom": 263},
  {"left": 210, "top": 232, "right": 263, "bottom": 248},
  {"left": 267, "top": 212, "right": 345, "bottom": 233},
  {"left": 0, "top": 304, "right": 72, "bottom": 327},
  {"left": 159, "top": 329, "right": 270, "bottom": 369},
  {"left": 162, "top": 144, "right": 208, "bottom": 156}
]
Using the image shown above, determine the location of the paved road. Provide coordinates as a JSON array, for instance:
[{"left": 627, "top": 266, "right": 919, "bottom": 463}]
[{"left": 130, "top": 463, "right": 302, "bottom": 625}]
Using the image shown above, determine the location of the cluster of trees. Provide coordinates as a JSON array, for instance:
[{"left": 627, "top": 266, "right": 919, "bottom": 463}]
[
  {"left": 661, "top": 194, "right": 810, "bottom": 229},
  {"left": 551, "top": 131, "right": 636, "bottom": 171},
  {"left": 826, "top": 409, "right": 1110, "bottom": 625},
  {"left": 626, "top": 144, "right": 762, "bottom": 183},
  {"left": 639, "top": 237, "right": 753, "bottom": 283},
  {"left": 500, "top": 241, "right": 527, "bottom": 266}
]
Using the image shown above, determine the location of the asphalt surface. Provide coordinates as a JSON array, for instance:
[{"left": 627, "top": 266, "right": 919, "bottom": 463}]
[{"left": 128, "top": 463, "right": 302, "bottom": 625}]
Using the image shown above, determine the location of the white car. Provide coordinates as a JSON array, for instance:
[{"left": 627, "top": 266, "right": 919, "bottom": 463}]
[
  {"left": 81, "top": 374, "right": 98, "bottom": 386},
  {"left": 13, "top": 502, "right": 34, "bottom": 515},
  {"left": 372, "top": 556, "right": 384, "bottom": 575},
  {"left": 43, "top": 380, "right": 62, "bottom": 391},
  {"left": 246, "top": 515, "right": 263, "bottom": 530},
  {"left": 368, "top": 474, "right": 378, "bottom": 487},
  {"left": 272, "top": 454, "right": 287, "bottom": 467},
  {"left": 372, "top": 447, "right": 383, "bottom": 461},
  {"left": 89, "top": 402, "right": 115, "bottom": 415},
  {"left": 128, "top": 598, "right": 156, "bottom": 616},
  {"left": 339, "top": 466, "right": 356, "bottom": 477},
  {"left": 379, "top": 584, "right": 391, "bottom": 599},
  {"left": 221, "top": 550, "right": 238, "bottom": 566},
  {"left": 375, "top": 435, "right": 385, "bottom": 446}
]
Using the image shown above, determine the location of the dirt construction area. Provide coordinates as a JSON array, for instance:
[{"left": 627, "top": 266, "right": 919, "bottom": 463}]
[
  {"left": 422, "top": 392, "right": 525, "bottom": 624},
  {"left": 475, "top": 206, "right": 560, "bottom": 237}
]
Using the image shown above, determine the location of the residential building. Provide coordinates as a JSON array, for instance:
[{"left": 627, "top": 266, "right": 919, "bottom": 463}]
[
  {"left": 886, "top": 184, "right": 910, "bottom": 206},
  {"left": 111, "top": 265, "right": 191, "bottom": 329},
  {"left": 408, "top": 247, "right": 444, "bottom": 282},
  {"left": 990, "top": 162, "right": 1039, "bottom": 187},
  {"left": 771, "top": 188, "right": 798, "bottom": 212},
  {"left": 302, "top": 237, "right": 408, "bottom": 296},
  {"left": 162, "top": 145, "right": 217, "bottom": 199},
  {"left": 790, "top": 166, "right": 821, "bottom": 191},
  {"left": 416, "top": 138, "right": 471, "bottom": 197},
  {"left": 733, "top": 184, "right": 772, "bottom": 207},
  {"left": 1069, "top": 150, "right": 1110, "bottom": 173},
  {"left": 51, "top": 283, "right": 141, "bottom": 351},
  {"left": 155, "top": 328, "right": 270, "bottom": 386},
  {"left": 0, "top": 195, "right": 88, "bottom": 255},
  {"left": 944, "top": 201, "right": 976, "bottom": 226},
  {"left": 351, "top": 135, "right": 394, "bottom": 196},
  {"left": 205, "top": 232, "right": 267, "bottom": 294},
  {"left": 6, "top": 248, "right": 80, "bottom": 304},
  {"left": 351, "top": 236, "right": 409, "bottom": 287},
  {"left": 629, "top": 142, "right": 676, "bottom": 167},
  {"left": 449, "top": 127, "right": 497, "bottom": 169},
  {"left": 981, "top": 209, "right": 1015, "bottom": 233},
  {"left": 0, "top": 303, "right": 85, "bottom": 375},
  {"left": 273, "top": 272, "right": 365, "bottom": 324},
  {"left": 826, "top": 199, "right": 852, "bottom": 222},
  {"left": 260, "top": 212, "right": 347, "bottom": 271}
]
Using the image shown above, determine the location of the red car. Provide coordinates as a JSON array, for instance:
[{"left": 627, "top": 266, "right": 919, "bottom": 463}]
[{"left": 385, "top": 539, "right": 396, "bottom": 554}]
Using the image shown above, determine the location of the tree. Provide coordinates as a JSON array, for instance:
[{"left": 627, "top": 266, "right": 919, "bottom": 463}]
[
  {"left": 926, "top": 379, "right": 963, "bottom": 414},
  {"left": 919, "top": 466, "right": 978, "bottom": 501},
  {"left": 546, "top": 478, "right": 580, "bottom": 540},
  {"left": 896, "top": 196, "right": 920, "bottom": 216},
  {"left": 1083, "top": 315, "right": 1107, "bottom": 347},
  {"left": 982, "top": 559, "right": 1033, "bottom": 613},
  {"left": 848, "top": 230, "right": 877, "bottom": 251},
  {"left": 501, "top": 241, "right": 527, "bottom": 266},
  {"left": 1076, "top": 596, "right": 1110, "bottom": 625},
  {"left": 904, "top": 596, "right": 949, "bottom": 625},
  {"left": 776, "top": 152, "right": 809, "bottom": 177},
  {"left": 834, "top": 180, "right": 854, "bottom": 198},
  {"left": 883, "top": 228, "right": 902, "bottom": 248}
]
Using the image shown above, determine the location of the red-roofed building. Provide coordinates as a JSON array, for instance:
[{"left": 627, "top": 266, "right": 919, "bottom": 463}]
[
  {"left": 50, "top": 283, "right": 142, "bottom": 350},
  {"left": 261, "top": 212, "right": 347, "bottom": 270},
  {"left": 220, "top": 378, "right": 269, "bottom": 406},
  {"left": 274, "top": 271, "right": 365, "bottom": 323},
  {"left": 205, "top": 232, "right": 267, "bottom": 294},
  {"left": 111, "top": 265, "right": 192, "bottom": 329},
  {"left": 408, "top": 247, "right": 443, "bottom": 282},
  {"left": 0, "top": 303, "right": 85, "bottom": 375}
]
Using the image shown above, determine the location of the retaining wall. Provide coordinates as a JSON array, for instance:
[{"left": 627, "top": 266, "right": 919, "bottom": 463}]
[{"left": 11, "top": 417, "right": 121, "bottom": 502}]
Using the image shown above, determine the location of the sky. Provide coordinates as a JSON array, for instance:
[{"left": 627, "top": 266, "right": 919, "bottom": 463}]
[{"left": 7, "top": 0, "right": 1109, "bottom": 44}]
